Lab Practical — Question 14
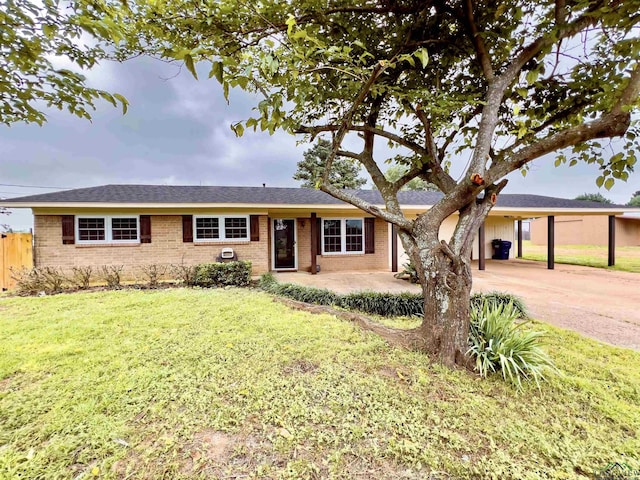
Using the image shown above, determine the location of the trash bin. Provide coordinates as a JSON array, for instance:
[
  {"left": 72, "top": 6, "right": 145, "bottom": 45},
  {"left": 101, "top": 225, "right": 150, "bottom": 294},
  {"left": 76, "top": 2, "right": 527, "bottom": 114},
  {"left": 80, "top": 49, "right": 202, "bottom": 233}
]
[
  {"left": 491, "top": 239, "right": 502, "bottom": 259},
  {"left": 499, "top": 240, "right": 512, "bottom": 259},
  {"left": 491, "top": 239, "right": 511, "bottom": 260}
]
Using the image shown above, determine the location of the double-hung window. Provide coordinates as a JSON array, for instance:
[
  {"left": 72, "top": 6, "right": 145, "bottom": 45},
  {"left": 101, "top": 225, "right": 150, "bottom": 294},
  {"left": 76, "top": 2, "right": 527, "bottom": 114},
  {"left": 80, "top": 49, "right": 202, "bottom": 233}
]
[
  {"left": 194, "top": 215, "right": 250, "bottom": 242},
  {"left": 76, "top": 216, "right": 139, "bottom": 244},
  {"left": 322, "top": 218, "right": 364, "bottom": 254}
]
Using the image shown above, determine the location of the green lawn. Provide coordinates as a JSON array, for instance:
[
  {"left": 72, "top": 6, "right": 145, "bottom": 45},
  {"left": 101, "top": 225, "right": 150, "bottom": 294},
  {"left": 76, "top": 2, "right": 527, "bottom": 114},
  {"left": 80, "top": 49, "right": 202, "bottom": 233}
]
[
  {"left": 1, "top": 288, "right": 639, "bottom": 479},
  {"left": 521, "top": 241, "right": 640, "bottom": 273}
]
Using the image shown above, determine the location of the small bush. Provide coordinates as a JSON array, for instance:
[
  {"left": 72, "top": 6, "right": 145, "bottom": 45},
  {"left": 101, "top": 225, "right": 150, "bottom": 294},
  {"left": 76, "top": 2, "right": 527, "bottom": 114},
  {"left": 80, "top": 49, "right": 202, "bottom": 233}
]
[
  {"left": 468, "top": 301, "right": 555, "bottom": 389},
  {"left": 194, "top": 261, "right": 252, "bottom": 287},
  {"left": 70, "top": 266, "right": 93, "bottom": 289},
  {"left": 139, "top": 264, "right": 168, "bottom": 288},
  {"left": 39, "top": 267, "right": 66, "bottom": 293},
  {"left": 100, "top": 265, "right": 124, "bottom": 289},
  {"left": 11, "top": 267, "right": 44, "bottom": 295},
  {"left": 339, "top": 291, "right": 424, "bottom": 317},
  {"left": 471, "top": 291, "right": 528, "bottom": 319},
  {"left": 171, "top": 263, "right": 198, "bottom": 286},
  {"left": 10, "top": 267, "right": 67, "bottom": 295}
]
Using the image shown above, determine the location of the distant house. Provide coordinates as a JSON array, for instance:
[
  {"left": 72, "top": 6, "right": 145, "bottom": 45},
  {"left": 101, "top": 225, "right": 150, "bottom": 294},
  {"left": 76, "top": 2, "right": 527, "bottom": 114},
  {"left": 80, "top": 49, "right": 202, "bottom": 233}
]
[
  {"left": 2, "top": 185, "right": 636, "bottom": 278},
  {"left": 531, "top": 214, "right": 640, "bottom": 246}
]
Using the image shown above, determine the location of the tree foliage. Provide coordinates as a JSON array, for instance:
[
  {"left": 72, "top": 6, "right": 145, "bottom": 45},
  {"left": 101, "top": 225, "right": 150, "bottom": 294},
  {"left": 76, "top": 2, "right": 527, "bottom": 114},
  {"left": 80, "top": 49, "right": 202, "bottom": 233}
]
[
  {"left": 628, "top": 194, "right": 640, "bottom": 207},
  {"left": 294, "top": 139, "right": 367, "bottom": 189},
  {"left": 384, "top": 165, "right": 438, "bottom": 191},
  {"left": 0, "top": 0, "right": 128, "bottom": 125},
  {"left": 574, "top": 193, "right": 613, "bottom": 204}
]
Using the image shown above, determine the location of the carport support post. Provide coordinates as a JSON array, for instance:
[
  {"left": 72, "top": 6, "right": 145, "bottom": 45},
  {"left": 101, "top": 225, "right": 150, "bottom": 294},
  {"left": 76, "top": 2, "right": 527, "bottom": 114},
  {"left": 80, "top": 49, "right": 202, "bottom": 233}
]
[
  {"left": 478, "top": 222, "right": 485, "bottom": 271},
  {"left": 517, "top": 220, "right": 523, "bottom": 258},
  {"left": 547, "top": 216, "right": 555, "bottom": 270},
  {"left": 391, "top": 224, "right": 398, "bottom": 273},
  {"left": 310, "top": 212, "right": 317, "bottom": 275},
  {"left": 608, "top": 215, "right": 616, "bottom": 267}
]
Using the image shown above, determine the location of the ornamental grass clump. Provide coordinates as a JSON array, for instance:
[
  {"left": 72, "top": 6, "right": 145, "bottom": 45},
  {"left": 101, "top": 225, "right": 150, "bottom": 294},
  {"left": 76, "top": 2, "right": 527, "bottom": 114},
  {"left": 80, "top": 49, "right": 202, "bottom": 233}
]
[{"left": 468, "top": 301, "right": 556, "bottom": 389}]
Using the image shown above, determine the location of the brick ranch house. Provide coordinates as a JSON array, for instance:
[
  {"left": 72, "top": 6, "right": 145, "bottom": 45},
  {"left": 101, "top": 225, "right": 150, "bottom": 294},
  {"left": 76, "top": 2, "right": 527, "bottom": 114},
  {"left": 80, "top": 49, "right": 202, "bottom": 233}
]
[{"left": 2, "top": 185, "right": 636, "bottom": 277}]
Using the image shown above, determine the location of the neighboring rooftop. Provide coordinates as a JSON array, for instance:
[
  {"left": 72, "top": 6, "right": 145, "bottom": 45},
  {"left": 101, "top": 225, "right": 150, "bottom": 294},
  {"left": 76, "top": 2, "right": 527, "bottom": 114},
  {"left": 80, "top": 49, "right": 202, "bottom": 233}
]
[{"left": 0, "top": 184, "right": 633, "bottom": 211}]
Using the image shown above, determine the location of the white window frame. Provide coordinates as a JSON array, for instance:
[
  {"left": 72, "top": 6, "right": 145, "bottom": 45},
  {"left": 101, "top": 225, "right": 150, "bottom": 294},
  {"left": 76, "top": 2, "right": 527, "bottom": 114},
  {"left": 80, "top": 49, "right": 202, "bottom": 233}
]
[
  {"left": 193, "top": 215, "right": 250, "bottom": 242},
  {"left": 76, "top": 215, "right": 140, "bottom": 244},
  {"left": 321, "top": 218, "right": 365, "bottom": 255}
]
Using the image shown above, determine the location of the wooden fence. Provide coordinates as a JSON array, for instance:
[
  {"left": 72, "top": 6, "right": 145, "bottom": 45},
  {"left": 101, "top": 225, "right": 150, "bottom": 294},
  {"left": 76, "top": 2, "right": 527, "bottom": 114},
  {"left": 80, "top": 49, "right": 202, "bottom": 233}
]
[{"left": 1, "top": 233, "right": 33, "bottom": 291}]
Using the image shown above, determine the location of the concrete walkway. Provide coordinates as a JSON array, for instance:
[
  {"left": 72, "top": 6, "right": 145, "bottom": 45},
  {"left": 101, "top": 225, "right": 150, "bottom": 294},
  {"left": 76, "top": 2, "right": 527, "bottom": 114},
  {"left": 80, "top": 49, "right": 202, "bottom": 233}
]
[{"left": 274, "top": 260, "right": 640, "bottom": 350}]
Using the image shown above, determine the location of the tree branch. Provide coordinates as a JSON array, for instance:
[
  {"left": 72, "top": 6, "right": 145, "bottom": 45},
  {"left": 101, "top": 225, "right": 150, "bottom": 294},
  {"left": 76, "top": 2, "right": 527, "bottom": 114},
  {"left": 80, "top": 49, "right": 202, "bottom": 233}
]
[
  {"left": 297, "top": 124, "right": 429, "bottom": 157},
  {"left": 321, "top": 62, "right": 387, "bottom": 185},
  {"left": 488, "top": 64, "right": 640, "bottom": 181},
  {"left": 462, "top": 0, "right": 494, "bottom": 81},
  {"left": 319, "top": 183, "right": 413, "bottom": 230}
]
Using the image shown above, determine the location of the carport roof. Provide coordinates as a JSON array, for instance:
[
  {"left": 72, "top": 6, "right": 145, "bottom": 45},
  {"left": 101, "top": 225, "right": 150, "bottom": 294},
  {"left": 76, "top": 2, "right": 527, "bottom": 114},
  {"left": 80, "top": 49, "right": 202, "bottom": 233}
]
[{"left": 1, "top": 184, "right": 637, "bottom": 216}]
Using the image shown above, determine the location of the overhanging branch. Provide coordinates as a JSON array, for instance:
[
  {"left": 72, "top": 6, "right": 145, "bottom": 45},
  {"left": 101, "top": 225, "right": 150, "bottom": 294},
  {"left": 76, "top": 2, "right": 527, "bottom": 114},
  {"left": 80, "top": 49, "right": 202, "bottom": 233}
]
[{"left": 319, "top": 183, "right": 413, "bottom": 230}]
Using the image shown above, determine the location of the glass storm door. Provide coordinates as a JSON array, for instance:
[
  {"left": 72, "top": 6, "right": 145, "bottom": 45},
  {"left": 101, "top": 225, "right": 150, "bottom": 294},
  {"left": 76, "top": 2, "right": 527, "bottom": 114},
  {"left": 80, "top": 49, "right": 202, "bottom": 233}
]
[{"left": 274, "top": 219, "right": 296, "bottom": 269}]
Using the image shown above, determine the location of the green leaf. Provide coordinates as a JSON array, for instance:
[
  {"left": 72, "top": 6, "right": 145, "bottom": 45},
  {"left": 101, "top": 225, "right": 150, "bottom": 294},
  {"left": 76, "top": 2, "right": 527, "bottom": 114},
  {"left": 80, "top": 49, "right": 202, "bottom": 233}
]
[
  {"left": 42, "top": 24, "right": 56, "bottom": 38},
  {"left": 285, "top": 15, "right": 296, "bottom": 36},
  {"left": 525, "top": 70, "right": 538, "bottom": 84},
  {"left": 231, "top": 122, "right": 244, "bottom": 137},
  {"left": 183, "top": 54, "right": 198, "bottom": 80},
  {"left": 596, "top": 176, "right": 605, "bottom": 188},
  {"left": 209, "top": 61, "right": 223, "bottom": 84},
  {"left": 113, "top": 93, "right": 128, "bottom": 115},
  {"left": 414, "top": 48, "right": 429, "bottom": 68},
  {"left": 604, "top": 178, "right": 614, "bottom": 190}
]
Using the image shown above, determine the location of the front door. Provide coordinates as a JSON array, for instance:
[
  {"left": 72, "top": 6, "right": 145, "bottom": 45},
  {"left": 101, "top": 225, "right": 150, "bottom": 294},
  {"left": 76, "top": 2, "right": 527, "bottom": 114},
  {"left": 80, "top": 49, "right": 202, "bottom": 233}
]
[{"left": 273, "top": 219, "right": 296, "bottom": 270}]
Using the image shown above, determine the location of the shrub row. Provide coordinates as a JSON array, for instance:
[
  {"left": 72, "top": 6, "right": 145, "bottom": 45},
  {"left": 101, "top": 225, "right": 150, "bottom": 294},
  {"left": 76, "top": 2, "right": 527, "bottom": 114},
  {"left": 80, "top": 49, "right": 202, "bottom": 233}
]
[
  {"left": 10, "top": 261, "right": 252, "bottom": 296},
  {"left": 259, "top": 273, "right": 527, "bottom": 319}
]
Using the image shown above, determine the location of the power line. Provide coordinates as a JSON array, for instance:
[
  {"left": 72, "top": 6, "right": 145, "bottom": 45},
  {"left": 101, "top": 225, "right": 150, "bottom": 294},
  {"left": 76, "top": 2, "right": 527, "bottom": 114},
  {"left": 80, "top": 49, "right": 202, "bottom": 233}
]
[{"left": 0, "top": 183, "right": 66, "bottom": 189}]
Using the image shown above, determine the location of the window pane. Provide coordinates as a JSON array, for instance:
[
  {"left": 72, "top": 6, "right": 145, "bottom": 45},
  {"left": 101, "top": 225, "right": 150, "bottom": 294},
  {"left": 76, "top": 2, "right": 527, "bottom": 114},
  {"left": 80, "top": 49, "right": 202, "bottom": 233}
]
[
  {"left": 323, "top": 219, "right": 342, "bottom": 253},
  {"left": 112, "top": 218, "right": 138, "bottom": 240},
  {"left": 225, "top": 217, "right": 247, "bottom": 239},
  {"left": 196, "top": 217, "right": 219, "bottom": 239},
  {"left": 345, "top": 219, "right": 363, "bottom": 252},
  {"left": 78, "top": 218, "right": 105, "bottom": 241}
]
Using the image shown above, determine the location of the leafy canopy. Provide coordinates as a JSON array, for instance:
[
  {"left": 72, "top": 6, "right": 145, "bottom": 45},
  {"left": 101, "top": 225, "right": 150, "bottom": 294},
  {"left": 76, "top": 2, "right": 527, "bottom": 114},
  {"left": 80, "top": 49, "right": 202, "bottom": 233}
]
[
  {"left": 115, "top": 0, "right": 640, "bottom": 202},
  {"left": 294, "top": 139, "right": 367, "bottom": 189},
  {"left": 1, "top": 0, "right": 128, "bottom": 125}
]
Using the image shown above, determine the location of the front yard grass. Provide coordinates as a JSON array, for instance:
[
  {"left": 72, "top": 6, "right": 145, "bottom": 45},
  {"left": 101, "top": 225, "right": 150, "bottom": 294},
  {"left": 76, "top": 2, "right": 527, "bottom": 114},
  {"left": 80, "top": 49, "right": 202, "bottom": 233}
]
[
  {"left": 521, "top": 240, "right": 640, "bottom": 273},
  {"left": 1, "top": 288, "right": 639, "bottom": 479}
]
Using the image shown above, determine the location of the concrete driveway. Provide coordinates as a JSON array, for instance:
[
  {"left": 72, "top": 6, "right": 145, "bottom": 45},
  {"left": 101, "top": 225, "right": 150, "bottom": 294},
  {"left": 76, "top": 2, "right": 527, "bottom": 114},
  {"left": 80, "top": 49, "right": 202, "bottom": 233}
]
[{"left": 274, "top": 260, "right": 640, "bottom": 350}]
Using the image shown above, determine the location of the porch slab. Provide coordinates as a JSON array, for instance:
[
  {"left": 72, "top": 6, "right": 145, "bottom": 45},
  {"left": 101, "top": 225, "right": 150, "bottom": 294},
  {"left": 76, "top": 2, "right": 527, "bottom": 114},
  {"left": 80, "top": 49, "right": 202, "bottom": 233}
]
[{"left": 273, "top": 259, "right": 640, "bottom": 350}]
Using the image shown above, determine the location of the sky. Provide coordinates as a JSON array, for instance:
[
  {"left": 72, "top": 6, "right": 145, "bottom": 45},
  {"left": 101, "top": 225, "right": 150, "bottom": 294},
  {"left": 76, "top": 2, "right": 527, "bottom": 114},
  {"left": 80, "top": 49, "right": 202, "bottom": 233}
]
[{"left": 1, "top": 56, "right": 639, "bottom": 231}]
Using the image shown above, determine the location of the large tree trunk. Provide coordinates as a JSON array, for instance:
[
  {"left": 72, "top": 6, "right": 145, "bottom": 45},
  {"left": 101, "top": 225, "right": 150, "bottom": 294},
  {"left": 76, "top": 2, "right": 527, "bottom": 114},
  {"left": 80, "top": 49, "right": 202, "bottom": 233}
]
[
  {"left": 412, "top": 244, "right": 473, "bottom": 367},
  {"left": 389, "top": 199, "right": 491, "bottom": 368}
]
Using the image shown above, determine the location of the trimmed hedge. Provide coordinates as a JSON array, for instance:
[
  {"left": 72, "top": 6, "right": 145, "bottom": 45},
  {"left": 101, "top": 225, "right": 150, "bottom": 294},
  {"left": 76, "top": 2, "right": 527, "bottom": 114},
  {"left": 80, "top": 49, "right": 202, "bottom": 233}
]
[
  {"left": 194, "top": 261, "right": 252, "bottom": 287},
  {"left": 260, "top": 274, "right": 528, "bottom": 319},
  {"left": 339, "top": 291, "right": 424, "bottom": 317}
]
